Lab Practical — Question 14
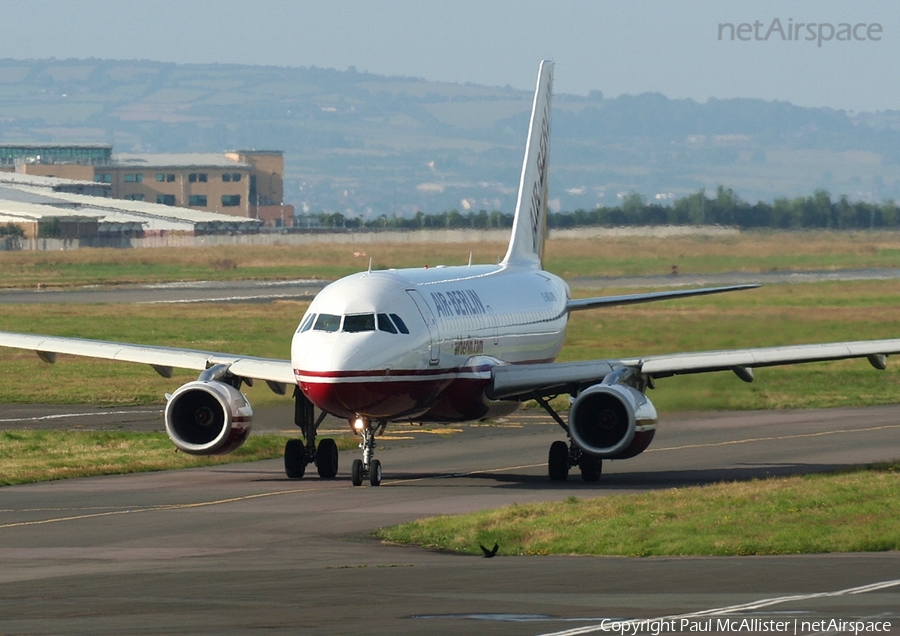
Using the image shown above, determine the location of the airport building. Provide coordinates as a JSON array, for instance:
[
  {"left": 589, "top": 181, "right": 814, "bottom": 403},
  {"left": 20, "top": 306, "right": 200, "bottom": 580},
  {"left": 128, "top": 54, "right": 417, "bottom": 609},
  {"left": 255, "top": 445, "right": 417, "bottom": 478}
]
[
  {"left": 0, "top": 173, "right": 263, "bottom": 245},
  {"left": 0, "top": 144, "right": 293, "bottom": 227}
]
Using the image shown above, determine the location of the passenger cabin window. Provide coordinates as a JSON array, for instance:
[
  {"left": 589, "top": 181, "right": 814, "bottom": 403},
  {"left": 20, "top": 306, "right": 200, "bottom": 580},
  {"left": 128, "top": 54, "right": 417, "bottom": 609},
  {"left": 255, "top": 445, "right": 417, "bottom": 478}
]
[
  {"left": 298, "top": 313, "right": 316, "bottom": 333},
  {"left": 376, "top": 313, "right": 397, "bottom": 334},
  {"left": 343, "top": 314, "right": 375, "bottom": 333},
  {"left": 389, "top": 313, "right": 409, "bottom": 334},
  {"left": 313, "top": 314, "right": 341, "bottom": 332}
]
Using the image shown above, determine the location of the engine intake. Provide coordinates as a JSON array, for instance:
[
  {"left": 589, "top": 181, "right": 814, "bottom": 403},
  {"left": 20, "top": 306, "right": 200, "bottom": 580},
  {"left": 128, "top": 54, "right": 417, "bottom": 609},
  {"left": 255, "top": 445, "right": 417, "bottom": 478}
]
[
  {"left": 164, "top": 380, "right": 253, "bottom": 455},
  {"left": 569, "top": 383, "right": 657, "bottom": 459}
]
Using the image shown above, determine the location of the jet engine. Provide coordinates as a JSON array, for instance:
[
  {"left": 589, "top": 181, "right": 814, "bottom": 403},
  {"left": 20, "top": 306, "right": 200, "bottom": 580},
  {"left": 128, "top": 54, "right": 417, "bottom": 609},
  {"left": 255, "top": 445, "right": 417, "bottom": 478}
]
[
  {"left": 568, "top": 382, "right": 657, "bottom": 459},
  {"left": 164, "top": 379, "right": 253, "bottom": 455}
]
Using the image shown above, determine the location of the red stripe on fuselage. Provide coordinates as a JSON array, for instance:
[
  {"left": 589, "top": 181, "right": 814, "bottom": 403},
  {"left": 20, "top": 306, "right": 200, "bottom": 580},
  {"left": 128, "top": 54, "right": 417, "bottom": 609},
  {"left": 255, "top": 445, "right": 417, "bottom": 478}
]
[
  {"left": 295, "top": 360, "right": 551, "bottom": 421},
  {"left": 295, "top": 364, "right": 496, "bottom": 380}
]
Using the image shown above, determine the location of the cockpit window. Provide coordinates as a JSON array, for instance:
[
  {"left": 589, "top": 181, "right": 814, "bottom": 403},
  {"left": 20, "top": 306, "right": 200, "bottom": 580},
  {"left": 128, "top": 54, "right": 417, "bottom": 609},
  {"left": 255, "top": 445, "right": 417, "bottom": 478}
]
[
  {"left": 342, "top": 313, "right": 376, "bottom": 333},
  {"left": 313, "top": 313, "right": 341, "bottom": 332},
  {"left": 298, "top": 313, "right": 316, "bottom": 333},
  {"left": 376, "top": 313, "right": 397, "bottom": 334},
  {"left": 389, "top": 313, "right": 410, "bottom": 334}
]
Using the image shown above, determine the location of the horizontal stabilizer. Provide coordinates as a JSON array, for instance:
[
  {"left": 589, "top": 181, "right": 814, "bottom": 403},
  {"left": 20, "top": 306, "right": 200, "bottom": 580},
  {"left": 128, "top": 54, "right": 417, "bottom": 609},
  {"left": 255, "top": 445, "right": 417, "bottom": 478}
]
[{"left": 566, "top": 284, "right": 759, "bottom": 312}]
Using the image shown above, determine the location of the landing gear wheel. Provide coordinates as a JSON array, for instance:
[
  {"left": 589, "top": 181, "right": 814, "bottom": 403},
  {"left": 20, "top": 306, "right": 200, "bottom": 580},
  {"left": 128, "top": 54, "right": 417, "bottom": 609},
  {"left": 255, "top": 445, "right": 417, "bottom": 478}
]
[
  {"left": 316, "top": 438, "right": 339, "bottom": 479},
  {"left": 369, "top": 459, "right": 382, "bottom": 487},
  {"left": 351, "top": 459, "right": 363, "bottom": 487},
  {"left": 284, "top": 439, "right": 306, "bottom": 479},
  {"left": 548, "top": 440, "right": 569, "bottom": 481},
  {"left": 580, "top": 455, "right": 602, "bottom": 482}
]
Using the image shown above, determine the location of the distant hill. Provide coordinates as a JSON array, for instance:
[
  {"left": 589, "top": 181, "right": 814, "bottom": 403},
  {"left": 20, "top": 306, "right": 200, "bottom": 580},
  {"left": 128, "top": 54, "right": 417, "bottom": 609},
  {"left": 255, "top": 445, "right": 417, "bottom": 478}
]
[{"left": 1, "top": 57, "right": 899, "bottom": 218}]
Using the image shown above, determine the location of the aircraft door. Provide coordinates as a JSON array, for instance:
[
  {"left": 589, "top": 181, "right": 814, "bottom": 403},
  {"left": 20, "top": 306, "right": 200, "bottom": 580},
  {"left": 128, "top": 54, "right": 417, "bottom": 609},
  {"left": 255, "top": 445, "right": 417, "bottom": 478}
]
[
  {"left": 486, "top": 305, "right": 499, "bottom": 347},
  {"left": 406, "top": 289, "right": 441, "bottom": 365}
]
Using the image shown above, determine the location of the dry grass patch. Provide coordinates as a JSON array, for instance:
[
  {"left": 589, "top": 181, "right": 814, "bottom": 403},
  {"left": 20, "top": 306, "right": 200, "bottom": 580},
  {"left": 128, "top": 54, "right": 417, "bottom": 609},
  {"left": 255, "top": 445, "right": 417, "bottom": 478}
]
[{"left": 4, "top": 229, "right": 900, "bottom": 287}]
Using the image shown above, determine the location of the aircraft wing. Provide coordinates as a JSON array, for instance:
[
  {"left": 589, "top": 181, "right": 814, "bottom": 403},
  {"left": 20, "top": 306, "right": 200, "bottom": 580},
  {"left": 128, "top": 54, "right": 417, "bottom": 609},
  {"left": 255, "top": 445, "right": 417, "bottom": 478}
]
[
  {"left": 488, "top": 338, "right": 900, "bottom": 401},
  {"left": 565, "top": 284, "right": 758, "bottom": 312},
  {"left": 0, "top": 331, "right": 296, "bottom": 385}
]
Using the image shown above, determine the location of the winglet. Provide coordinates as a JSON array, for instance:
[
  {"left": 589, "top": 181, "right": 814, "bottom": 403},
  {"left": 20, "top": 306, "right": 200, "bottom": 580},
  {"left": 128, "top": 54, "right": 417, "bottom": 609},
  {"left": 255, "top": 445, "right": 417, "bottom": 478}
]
[{"left": 501, "top": 60, "right": 553, "bottom": 269}]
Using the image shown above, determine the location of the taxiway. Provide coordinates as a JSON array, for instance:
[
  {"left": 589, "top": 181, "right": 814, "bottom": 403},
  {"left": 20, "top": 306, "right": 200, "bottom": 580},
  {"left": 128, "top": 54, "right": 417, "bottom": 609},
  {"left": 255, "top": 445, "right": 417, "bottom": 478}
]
[{"left": 0, "top": 405, "right": 897, "bottom": 634}]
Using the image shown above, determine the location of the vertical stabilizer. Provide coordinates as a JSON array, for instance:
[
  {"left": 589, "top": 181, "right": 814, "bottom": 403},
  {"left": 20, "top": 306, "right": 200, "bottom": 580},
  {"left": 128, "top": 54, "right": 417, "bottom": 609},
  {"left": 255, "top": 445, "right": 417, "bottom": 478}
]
[{"left": 501, "top": 60, "right": 553, "bottom": 268}]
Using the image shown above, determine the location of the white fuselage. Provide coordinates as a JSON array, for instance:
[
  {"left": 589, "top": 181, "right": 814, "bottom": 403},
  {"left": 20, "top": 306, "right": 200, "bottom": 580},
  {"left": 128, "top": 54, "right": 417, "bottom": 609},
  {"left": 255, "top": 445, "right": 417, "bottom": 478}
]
[{"left": 291, "top": 264, "right": 570, "bottom": 422}]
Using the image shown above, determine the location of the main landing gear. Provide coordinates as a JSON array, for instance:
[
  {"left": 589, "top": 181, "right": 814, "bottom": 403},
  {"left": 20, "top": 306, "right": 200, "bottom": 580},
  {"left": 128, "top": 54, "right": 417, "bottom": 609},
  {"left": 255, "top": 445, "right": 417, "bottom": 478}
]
[
  {"left": 284, "top": 388, "right": 338, "bottom": 480},
  {"left": 534, "top": 394, "right": 602, "bottom": 483},
  {"left": 547, "top": 439, "right": 601, "bottom": 482},
  {"left": 350, "top": 416, "right": 386, "bottom": 487}
]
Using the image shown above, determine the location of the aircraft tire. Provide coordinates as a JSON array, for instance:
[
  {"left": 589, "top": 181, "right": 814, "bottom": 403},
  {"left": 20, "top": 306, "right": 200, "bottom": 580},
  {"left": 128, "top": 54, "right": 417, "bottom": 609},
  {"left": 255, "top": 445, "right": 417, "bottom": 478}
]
[
  {"left": 369, "top": 459, "right": 382, "bottom": 487},
  {"left": 284, "top": 439, "right": 306, "bottom": 479},
  {"left": 548, "top": 440, "right": 569, "bottom": 481},
  {"left": 316, "top": 438, "right": 339, "bottom": 479},
  {"left": 351, "top": 459, "right": 363, "bottom": 486},
  {"left": 580, "top": 455, "right": 602, "bottom": 482}
]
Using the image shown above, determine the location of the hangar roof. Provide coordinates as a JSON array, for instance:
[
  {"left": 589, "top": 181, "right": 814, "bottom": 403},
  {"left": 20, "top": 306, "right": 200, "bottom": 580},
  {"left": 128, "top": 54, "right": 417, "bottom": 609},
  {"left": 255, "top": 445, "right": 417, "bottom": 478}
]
[
  {"left": 112, "top": 153, "right": 251, "bottom": 170},
  {"left": 0, "top": 172, "right": 110, "bottom": 189},
  {"left": 0, "top": 184, "right": 262, "bottom": 232}
]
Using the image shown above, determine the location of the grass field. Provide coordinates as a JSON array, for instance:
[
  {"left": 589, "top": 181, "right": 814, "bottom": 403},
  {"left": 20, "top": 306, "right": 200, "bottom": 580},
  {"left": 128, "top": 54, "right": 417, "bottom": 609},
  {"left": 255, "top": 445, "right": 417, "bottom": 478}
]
[
  {"left": 0, "top": 279, "right": 898, "bottom": 410},
  {"left": 376, "top": 461, "right": 900, "bottom": 557},
  {"left": 0, "top": 430, "right": 358, "bottom": 487},
  {"left": 3, "top": 230, "right": 900, "bottom": 288}
]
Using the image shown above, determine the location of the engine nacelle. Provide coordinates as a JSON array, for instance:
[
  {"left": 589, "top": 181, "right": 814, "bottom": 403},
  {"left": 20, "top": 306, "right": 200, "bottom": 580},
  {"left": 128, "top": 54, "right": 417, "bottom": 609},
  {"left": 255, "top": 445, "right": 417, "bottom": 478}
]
[
  {"left": 569, "top": 383, "right": 658, "bottom": 459},
  {"left": 164, "top": 380, "right": 253, "bottom": 455}
]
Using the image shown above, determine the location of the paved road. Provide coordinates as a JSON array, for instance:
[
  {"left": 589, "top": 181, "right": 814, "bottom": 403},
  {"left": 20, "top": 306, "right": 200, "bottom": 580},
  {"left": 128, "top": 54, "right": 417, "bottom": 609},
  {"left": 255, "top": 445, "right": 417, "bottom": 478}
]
[
  {"left": 3, "top": 267, "right": 900, "bottom": 305},
  {"left": 0, "top": 404, "right": 898, "bottom": 635},
  {"left": 0, "top": 279, "right": 324, "bottom": 304}
]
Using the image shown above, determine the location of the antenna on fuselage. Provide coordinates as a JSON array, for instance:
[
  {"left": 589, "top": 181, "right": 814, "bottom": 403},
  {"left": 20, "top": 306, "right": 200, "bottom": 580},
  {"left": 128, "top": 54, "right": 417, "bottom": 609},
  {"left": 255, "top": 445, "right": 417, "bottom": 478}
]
[
  {"left": 467, "top": 251, "right": 473, "bottom": 267},
  {"left": 368, "top": 257, "right": 373, "bottom": 273}
]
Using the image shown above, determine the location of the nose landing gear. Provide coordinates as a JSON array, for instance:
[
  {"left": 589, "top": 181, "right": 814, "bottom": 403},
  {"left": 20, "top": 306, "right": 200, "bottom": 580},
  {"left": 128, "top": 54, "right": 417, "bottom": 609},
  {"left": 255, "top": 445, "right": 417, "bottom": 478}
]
[{"left": 350, "top": 417, "right": 386, "bottom": 486}]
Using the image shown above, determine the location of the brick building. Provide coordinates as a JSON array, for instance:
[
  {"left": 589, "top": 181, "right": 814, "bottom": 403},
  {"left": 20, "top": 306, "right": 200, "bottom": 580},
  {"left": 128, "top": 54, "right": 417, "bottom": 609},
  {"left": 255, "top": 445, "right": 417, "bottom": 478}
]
[{"left": 0, "top": 145, "right": 292, "bottom": 227}]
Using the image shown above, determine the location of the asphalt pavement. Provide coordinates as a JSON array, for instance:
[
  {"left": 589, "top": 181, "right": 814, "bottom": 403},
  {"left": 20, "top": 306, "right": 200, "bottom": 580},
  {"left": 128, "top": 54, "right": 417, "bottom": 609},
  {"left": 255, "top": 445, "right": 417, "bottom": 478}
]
[
  {"left": 0, "top": 404, "right": 898, "bottom": 635},
  {"left": 3, "top": 266, "right": 900, "bottom": 305}
]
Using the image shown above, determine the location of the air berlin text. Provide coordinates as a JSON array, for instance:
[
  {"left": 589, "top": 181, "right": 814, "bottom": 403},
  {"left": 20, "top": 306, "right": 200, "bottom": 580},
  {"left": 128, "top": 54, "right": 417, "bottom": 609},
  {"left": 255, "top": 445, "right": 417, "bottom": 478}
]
[{"left": 431, "top": 289, "right": 486, "bottom": 317}]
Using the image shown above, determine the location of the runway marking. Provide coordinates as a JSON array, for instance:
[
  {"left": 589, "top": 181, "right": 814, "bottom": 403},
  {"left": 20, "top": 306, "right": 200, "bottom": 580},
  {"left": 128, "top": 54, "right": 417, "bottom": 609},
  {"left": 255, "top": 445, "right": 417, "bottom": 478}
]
[
  {"left": 139, "top": 293, "right": 314, "bottom": 304},
  {"left": 0, "top": 409, "right": 161, "bottom": 424},
  {"left": 0, "top": 486, "right": 324, "bottom": 530},
  {"left": 381, "top": 424, "right": 900, "bottom": 485},
  {"left": 0, "top": 460, "right": 546, "bottom": 528},
  {"left": 647, "top": 423, "right": 900, "bottom": 453},
  {"left": 2, "top": 422, "right": 894, "bottom": 527},
  {"left": 535, "top": 577, "right": 900, "bottom": 636},
  {"left": 382, "top": 462, "right": 543, "bottom": 486}
]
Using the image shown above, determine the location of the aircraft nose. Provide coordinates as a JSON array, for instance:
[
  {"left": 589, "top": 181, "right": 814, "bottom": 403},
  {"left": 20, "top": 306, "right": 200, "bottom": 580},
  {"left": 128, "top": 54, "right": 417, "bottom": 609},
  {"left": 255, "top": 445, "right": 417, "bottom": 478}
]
[
  {"left": 294, "top": 341, "right": 371, "bottom": 372},
  {"left": 329, "top": 343, "right": 371, "bottom": 369}
]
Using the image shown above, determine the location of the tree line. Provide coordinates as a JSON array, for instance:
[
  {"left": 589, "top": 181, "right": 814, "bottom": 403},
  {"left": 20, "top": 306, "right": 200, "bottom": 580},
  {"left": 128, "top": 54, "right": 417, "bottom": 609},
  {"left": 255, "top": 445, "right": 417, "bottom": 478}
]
[{"left": 298, "top": 187, "right": 900, "bottom": 231}]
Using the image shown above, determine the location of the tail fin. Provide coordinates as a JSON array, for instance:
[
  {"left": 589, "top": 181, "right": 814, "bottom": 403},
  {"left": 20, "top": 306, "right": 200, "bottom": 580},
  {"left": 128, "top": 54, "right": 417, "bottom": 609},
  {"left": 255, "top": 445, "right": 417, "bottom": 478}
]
[{"left": 501, "top": 60, "right": 553, "bottom": 268}]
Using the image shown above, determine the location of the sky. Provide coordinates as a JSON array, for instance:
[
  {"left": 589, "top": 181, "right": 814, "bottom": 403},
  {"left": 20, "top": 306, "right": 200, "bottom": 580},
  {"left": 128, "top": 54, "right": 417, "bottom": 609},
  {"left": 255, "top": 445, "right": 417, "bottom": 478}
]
[{"left": 0, "top": 0, "right": 897, "bottom": 112}]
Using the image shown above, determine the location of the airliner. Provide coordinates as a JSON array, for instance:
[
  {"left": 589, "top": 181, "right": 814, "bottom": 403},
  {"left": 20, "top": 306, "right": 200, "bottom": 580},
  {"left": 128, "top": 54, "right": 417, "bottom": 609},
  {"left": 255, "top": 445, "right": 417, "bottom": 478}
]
[{"left": 2, "top": 61, "right": 899, "bottom": 486}]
